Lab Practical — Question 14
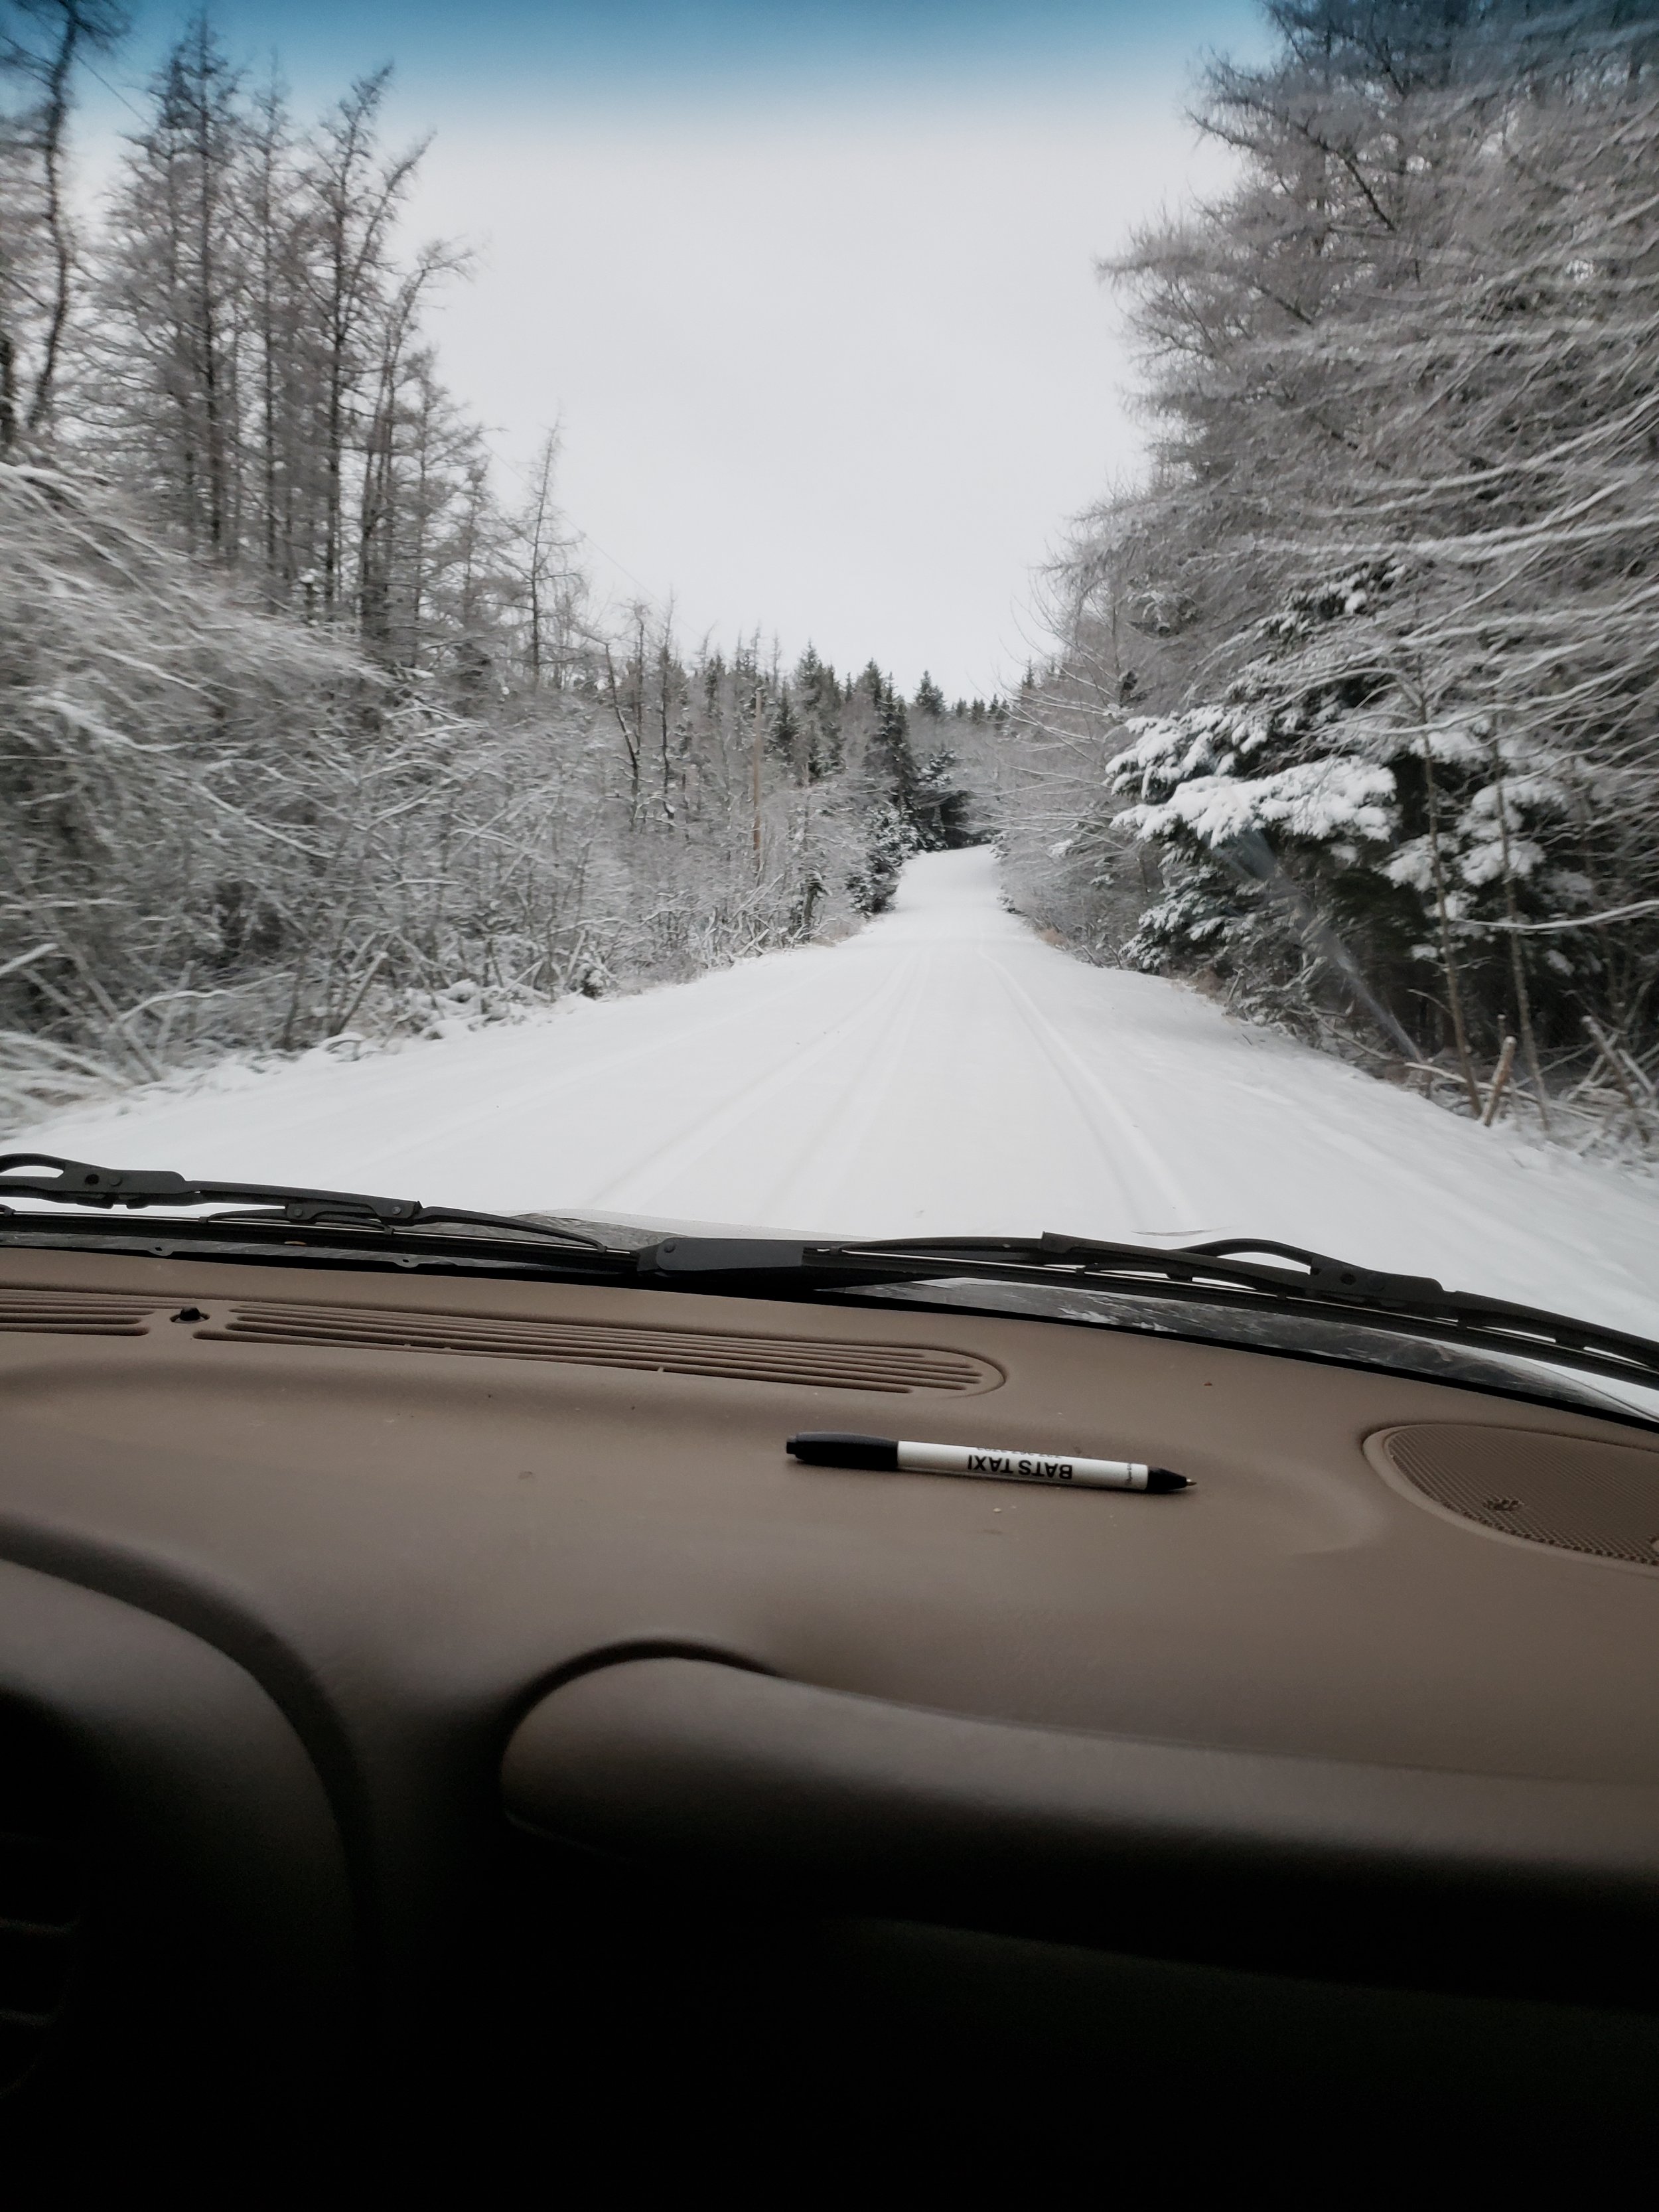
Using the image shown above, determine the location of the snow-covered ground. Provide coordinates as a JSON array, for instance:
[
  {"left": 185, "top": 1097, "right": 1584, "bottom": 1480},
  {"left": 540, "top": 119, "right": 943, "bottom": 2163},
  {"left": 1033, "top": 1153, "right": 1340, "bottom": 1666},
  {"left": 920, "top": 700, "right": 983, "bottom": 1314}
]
[{"left": 13, "top": 848, "right": 1659, "bottom": 1337}]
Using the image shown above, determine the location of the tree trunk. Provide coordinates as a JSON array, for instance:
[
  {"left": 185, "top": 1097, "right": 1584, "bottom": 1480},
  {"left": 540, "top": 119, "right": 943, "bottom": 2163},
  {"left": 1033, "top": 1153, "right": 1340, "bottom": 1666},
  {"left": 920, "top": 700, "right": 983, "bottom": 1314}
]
[
  {"left": 1488, "top": 743, "right": 1551, "bottom": 1132},
  {"left": 1422, "top": 737, "right": 1483, "bottom": 1116},
  {"left": 25, "top": 4, "right": 83, "bottom": 437},
  {"left": 0, "top": 327, "right": 17, "bottom": 455}
]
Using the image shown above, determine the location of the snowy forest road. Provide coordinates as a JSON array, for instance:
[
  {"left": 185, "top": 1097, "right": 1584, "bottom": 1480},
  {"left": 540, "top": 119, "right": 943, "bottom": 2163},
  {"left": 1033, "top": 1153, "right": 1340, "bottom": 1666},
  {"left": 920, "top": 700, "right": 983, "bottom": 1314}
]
[{"left": 17, "top": 848, "right": 1659, "bottom": 1338}]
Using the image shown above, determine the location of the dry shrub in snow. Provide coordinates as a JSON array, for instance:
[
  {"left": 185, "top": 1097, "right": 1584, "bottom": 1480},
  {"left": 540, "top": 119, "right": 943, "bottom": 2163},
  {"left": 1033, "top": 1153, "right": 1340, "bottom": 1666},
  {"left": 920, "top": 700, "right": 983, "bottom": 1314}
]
[{"left": 0, "top": 463, "right": 964, "bottom": 1126}]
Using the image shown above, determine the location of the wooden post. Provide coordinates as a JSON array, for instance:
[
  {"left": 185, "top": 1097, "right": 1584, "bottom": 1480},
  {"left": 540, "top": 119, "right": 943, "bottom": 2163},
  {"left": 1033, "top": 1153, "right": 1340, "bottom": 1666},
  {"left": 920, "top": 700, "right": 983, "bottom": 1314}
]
[{"left": 1481, "top": 1035, "right": 1517, "bottom": 1126}]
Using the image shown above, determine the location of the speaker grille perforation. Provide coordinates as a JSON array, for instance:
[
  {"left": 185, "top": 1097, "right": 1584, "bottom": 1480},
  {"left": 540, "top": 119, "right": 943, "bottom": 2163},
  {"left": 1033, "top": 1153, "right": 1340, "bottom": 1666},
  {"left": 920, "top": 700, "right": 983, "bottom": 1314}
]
[
  {"left": 1380, "top": 1423, "right": 1659, "bottom": 1566},
  {"left": 201, "top": 1301, "right": 1002, "bottom": 1396},
  {"left": 0, "top": 1287, "right": 157, "bottom": 1336}
]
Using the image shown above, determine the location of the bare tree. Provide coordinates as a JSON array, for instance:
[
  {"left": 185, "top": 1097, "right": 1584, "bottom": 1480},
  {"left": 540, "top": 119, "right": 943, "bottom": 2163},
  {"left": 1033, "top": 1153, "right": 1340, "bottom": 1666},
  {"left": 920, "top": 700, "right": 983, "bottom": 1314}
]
[
  {"left": 509, "top": 428, "right": 584, "bottom": 691},
  {"left": 0, "top": 0, "right": 126, "bottom": 449}
]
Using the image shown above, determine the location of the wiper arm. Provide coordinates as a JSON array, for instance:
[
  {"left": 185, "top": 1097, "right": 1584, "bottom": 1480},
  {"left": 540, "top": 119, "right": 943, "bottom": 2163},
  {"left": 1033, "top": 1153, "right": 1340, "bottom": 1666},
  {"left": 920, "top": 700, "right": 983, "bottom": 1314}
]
[
  {"left": 1043, "top": 1231, "right": 1450, "bottom": 1311},
  {"left": 0, "top": 1152, "right": 609, "bottom": 1252},
  {"left": 640, "top": 1229, "right": 1451, "bottom": 1311},
  {"left": 636, "top": 1230, "right": 1659, "bottom": 1396},
  {"left": 1044, "top": 1230, "right": 1659, "bottom": 1386}
]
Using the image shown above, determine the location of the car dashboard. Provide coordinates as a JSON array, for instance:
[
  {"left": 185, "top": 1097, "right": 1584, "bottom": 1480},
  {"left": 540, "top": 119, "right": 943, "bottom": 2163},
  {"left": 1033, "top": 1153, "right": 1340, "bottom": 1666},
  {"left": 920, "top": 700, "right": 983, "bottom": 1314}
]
[{"left": 3, "top": 1243, "right": 1659, "bottom": 2176}]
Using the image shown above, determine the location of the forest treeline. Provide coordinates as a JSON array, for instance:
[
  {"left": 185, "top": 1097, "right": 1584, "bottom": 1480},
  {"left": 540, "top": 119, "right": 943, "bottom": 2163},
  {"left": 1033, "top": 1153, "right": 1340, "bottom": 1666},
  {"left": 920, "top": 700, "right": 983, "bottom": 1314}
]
[
  {"left": 1005, "top": 0, "right": 1659, "bottom": 1143},
  {"left": 7, "top": 1, "right": 1659, "bottom": 1149},
  {"left": 0, "top": 7, "right": 989, "bottom": 1120}
]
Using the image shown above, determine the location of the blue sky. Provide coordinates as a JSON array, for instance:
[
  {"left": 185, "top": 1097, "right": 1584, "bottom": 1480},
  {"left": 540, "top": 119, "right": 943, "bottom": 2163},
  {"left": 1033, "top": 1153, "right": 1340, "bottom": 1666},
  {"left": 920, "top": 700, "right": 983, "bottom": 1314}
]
[
  {"left": 104, "top": 2, "right": 1260, "bottom": 107},
  {"left": 78, "top": 3, "right": 1269, "bottom": 692}
]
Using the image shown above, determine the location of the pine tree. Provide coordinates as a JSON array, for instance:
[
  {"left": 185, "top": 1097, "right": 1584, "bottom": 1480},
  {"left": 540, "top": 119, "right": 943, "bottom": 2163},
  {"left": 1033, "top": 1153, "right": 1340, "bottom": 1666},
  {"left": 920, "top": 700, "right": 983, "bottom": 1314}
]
[{"left": 792, "top": 645, "right": 843, "bottom": 777}]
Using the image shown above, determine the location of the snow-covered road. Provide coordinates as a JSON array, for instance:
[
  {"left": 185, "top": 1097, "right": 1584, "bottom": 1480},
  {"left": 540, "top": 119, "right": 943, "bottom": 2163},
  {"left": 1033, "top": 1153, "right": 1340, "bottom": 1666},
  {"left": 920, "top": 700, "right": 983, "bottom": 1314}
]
[{"left": 15, "top": 848, "right": 1659, "bottom": 1335}]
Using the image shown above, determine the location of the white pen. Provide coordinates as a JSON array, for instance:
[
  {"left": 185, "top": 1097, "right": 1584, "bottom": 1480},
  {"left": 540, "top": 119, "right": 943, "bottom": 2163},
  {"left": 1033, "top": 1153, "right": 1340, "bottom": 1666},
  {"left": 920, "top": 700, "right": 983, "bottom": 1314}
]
[{"left": 786, "top": 1432, "right": 1192, "bottom": 1492}]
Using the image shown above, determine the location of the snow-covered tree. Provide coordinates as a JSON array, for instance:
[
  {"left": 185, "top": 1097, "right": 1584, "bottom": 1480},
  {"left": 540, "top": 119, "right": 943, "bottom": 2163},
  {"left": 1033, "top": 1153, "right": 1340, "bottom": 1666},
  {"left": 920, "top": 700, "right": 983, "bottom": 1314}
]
[
  {"left": 1015, "top": 0, "right": 1659, "bottom": 1114},
  {"left": 0, "top": 11, "right": 1005, "bottom": 1122}
]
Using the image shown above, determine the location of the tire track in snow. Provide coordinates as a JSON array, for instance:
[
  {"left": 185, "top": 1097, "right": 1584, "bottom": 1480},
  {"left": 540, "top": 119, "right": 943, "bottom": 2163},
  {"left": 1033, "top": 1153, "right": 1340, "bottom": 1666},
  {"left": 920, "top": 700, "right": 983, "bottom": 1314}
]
[
  {"left": 582, "top": 948, "right": 926, "bottom": 1214},
  {"left": 362, "top": 948, "right": 853, "bottom": 1176},
  {"left": 741, "top": 945, "right": 946, "bottom": 1228},
  {"left": 977, "top": 950, "right": 1196, "bottom": 1225}
]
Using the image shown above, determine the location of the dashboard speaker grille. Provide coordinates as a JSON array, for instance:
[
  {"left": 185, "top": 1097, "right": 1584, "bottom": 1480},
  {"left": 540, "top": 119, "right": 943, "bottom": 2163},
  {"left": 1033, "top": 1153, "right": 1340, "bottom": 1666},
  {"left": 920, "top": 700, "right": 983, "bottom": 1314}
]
[
  {"left": 202, "top": 1301, "right": 1002, "bottom": 1395},
  {"left": 1380, "top": 1424, "right": 1659, "bottom": 1566},
  {"left": 0, "top": 1288, "right": 155, "bottom": 1335}
]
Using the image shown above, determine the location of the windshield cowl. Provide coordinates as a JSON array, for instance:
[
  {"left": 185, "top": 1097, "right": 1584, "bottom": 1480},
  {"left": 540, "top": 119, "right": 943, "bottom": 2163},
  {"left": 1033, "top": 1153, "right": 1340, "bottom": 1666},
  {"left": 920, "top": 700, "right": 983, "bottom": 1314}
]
[{"left": 5, "top": 1154, "right": 1658, "bottom": 1434}]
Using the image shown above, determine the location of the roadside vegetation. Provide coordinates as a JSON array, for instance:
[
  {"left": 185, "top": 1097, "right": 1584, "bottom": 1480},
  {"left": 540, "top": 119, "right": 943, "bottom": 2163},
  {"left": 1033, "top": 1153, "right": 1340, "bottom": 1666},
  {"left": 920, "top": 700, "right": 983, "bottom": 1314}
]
[
  {"left": 0, "top": 9, "right": 987, "bottom": 1124},
  {"left": 1003, "top": 0, "right": 1659, "bottom": 1152}
]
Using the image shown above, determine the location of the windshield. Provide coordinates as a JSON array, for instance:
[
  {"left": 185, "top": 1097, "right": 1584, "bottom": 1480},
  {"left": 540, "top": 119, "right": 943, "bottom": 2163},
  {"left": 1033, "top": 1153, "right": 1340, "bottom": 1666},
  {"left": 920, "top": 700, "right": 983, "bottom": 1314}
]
[{"left": 2, "top": 2, "right": 1657, "bottom": 1377}]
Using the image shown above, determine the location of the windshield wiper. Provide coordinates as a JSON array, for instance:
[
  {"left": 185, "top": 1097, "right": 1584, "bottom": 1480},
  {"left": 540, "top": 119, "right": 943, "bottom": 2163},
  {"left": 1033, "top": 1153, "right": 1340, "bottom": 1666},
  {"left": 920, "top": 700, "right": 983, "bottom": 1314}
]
[
  {"left": 0, "top": 1152, "right": 609, "bottom": 1251},
  {"left": 636, "top": 1230, "right": 1659, "bottom": 1398},
  {"left": 5, "top": 1154, "right": 1654, "bottom": 1402}
]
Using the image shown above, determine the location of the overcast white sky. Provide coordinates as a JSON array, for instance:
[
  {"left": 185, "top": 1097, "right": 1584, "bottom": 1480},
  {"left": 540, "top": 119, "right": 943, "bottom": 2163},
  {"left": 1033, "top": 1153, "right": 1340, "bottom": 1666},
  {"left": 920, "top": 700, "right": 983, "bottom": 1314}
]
[{"left": 77, "top": 3, "right": 1267, "bottom": 696}]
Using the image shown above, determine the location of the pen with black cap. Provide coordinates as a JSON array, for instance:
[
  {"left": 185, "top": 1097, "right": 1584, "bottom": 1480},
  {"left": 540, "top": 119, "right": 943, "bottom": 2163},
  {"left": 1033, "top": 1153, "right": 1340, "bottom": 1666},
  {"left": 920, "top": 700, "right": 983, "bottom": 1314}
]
[{"left": 787, "top": 1432, "right": 1191, "bottom": 1492}]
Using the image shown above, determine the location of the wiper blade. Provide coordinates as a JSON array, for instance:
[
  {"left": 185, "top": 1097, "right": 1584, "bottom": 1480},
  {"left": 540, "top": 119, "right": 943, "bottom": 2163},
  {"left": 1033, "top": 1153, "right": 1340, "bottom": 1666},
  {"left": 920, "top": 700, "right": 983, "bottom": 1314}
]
[
  {"left": 636, "top": 1230, "right": 1659, "bottom": 1397},
  {"left": 0, "top": 1152, "right": 609, "bottom": 1251}
]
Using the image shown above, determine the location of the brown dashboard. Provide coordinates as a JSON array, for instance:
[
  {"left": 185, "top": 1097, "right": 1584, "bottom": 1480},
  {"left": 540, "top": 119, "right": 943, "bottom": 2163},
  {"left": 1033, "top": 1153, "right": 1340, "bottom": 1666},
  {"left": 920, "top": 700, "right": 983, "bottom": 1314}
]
[{"left": 3, "top": 1244, "right": 1658, "bottom": 2174}]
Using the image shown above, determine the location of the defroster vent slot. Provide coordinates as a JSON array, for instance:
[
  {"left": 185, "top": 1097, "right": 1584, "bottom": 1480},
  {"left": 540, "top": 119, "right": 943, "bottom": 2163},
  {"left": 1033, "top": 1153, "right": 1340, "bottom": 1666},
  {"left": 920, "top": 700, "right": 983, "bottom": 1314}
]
[
  {"left": 0, "top": 1288, "right": 157, "bottom": 1337},
  {"left": 200, "top": 1301, "right": 1002, "bottom": 1395}
]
